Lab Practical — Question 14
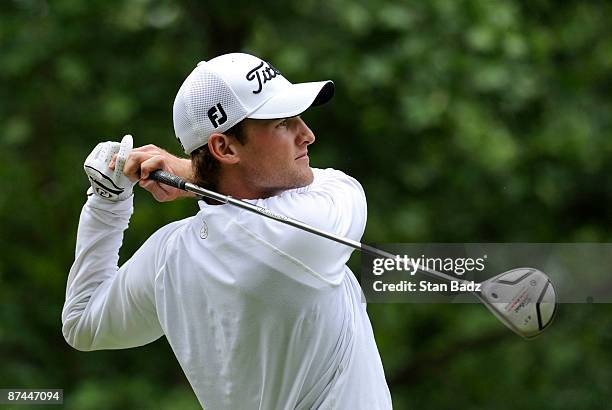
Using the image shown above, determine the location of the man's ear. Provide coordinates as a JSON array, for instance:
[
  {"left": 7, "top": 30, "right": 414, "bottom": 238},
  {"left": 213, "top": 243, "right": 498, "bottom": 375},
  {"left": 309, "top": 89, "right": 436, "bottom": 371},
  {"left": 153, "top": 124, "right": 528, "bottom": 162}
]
[{"left": 208, "top": 133, "right": 240, "bottom": 164}]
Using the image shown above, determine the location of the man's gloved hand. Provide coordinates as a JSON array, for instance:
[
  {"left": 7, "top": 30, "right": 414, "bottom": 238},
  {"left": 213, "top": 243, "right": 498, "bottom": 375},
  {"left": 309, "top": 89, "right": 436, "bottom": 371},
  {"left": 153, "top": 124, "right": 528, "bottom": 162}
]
[{"left": 84, "top": 134, "right": 137, "bottom": 201}]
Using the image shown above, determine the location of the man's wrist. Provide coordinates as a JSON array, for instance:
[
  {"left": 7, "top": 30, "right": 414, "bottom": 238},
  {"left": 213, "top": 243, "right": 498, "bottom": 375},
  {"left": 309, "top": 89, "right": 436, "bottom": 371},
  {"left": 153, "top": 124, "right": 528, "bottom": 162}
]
[{"left": 86, "top": 188, "right": 134, "bottom": 213}]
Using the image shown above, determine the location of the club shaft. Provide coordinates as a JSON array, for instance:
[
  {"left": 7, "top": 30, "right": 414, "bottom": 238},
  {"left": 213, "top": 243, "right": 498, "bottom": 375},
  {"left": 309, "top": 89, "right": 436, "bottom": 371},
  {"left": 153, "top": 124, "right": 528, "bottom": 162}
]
[{"left": 150, "top": 170, "right": 465, "bottom": 285}]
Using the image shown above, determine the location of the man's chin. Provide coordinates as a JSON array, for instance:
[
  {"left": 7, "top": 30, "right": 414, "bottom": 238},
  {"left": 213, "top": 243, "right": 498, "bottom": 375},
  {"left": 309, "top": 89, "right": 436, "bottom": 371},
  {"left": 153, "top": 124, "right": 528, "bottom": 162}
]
[
  {"left": 283, "top": 168, "right": 314, "bottom": 191},
  {"left": 298, "top": 167, "right": 314, "bottom": 187}
]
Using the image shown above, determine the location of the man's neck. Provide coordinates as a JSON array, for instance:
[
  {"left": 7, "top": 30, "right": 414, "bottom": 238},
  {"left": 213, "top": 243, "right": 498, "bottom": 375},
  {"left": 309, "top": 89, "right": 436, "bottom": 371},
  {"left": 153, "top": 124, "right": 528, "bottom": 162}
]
[{"left": 216, "top": 169, "right": 281, "bottom": 200}]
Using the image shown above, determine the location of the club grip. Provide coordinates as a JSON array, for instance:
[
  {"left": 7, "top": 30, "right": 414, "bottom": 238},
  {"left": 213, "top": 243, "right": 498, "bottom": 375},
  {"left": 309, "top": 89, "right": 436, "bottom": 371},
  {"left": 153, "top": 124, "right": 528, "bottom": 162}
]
[{"left": 149, "top": 170, "right": 187, "bottom": 190}]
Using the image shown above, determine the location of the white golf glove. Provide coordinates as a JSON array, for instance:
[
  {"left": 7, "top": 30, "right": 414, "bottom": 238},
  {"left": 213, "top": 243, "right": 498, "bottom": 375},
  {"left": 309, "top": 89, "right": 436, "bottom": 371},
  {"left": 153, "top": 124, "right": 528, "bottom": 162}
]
[{"left": 84, "top": 134, "right": 136, "bottom": 201}]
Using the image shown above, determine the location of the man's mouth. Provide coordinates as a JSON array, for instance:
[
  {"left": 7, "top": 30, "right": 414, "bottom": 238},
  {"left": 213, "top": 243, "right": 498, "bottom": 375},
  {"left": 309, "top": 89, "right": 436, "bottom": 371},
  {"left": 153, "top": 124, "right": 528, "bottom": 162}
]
[{"left": 295, "top": 152, "right": 308, "bottom": 160}]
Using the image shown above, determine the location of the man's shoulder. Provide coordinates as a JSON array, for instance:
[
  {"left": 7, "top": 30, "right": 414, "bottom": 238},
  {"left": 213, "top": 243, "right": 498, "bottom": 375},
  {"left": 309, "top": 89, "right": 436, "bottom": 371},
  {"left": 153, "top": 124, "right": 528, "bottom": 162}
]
[
  {"left": 268, "top": 167, "right": 366, "bottom": 211},
  {"left": 311, "top": 167, "right": 353, "bottom": 180},
  {"left": 306, "top": 167, "right": 362, "bottom": 189},
  {"left": 309, "top": 167, "right": 365, "bottom": 197}
]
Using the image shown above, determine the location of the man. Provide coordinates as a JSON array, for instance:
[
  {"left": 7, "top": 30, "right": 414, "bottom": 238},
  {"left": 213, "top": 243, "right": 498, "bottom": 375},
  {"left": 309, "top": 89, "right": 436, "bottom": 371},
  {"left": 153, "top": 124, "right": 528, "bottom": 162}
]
[{"left": 63, "top": 53, "right": 392, "bottom": 409}]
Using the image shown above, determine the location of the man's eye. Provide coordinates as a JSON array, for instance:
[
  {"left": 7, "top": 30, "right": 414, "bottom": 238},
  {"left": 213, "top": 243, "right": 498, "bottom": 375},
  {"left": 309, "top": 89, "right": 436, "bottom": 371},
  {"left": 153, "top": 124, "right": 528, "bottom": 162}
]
[{"left": 277, "top": 119, "right": 288, "bottom": 127}]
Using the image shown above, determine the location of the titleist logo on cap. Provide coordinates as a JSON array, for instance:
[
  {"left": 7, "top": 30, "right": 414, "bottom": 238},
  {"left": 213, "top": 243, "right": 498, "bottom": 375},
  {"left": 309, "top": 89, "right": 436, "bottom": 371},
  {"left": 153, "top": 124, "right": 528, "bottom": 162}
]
[{"left": 246, "top": 61, "right": 281, "bottom": 94}]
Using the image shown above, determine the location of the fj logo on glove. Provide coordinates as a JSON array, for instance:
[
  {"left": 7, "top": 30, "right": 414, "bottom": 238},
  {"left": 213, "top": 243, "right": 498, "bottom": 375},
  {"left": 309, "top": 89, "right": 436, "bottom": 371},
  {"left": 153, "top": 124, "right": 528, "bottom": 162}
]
[
  {"left": 208, "top": 103, "right": 227, "bottom": 128},
  {"left": 246, "top": 61, "right": 281, "bottom": 94},
  {"left": 85, "top": 166, "right": 126, "bottom": 199}
]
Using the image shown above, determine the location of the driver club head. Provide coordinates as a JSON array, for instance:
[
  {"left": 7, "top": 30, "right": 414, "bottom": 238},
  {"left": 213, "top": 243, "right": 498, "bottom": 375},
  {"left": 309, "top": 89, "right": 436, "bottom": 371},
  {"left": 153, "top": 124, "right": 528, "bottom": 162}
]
[{"left": 477, "top": 267, "right": 557, "bottom": 339}]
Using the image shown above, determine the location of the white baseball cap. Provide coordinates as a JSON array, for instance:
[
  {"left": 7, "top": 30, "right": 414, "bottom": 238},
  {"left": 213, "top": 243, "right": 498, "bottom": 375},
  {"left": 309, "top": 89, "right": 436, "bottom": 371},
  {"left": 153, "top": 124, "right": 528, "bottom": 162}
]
[{"left": 173, "top": 52, "right": 335, "bottom": 154}]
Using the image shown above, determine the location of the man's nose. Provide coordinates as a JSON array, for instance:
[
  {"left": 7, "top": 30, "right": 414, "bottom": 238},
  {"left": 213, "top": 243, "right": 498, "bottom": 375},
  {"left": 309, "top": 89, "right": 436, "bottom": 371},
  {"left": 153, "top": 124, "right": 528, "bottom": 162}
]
[{"left": 296, "top": 117, "right": 315, "bottom": 145}]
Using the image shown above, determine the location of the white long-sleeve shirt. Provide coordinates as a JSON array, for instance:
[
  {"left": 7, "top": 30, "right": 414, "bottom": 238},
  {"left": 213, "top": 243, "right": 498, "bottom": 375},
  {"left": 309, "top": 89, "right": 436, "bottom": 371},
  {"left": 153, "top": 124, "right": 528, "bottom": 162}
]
[{"left": 62, "top": 168, "right": 392, "bottom": 409}]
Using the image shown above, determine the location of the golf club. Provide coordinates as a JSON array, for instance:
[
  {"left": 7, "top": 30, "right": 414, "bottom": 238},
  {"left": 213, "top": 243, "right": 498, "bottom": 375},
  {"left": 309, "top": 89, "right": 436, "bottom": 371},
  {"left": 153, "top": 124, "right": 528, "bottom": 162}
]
[{"left": 149, "top": 170, "right": 556, "bottom": 339}]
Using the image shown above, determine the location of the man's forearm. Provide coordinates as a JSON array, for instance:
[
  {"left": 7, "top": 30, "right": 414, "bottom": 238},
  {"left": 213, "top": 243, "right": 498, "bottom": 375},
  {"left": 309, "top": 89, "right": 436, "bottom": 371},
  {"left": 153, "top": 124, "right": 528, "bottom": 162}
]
[
  {"left": 62, "top": 195, "right": 133, "bottom": 350},
  {"left": 174, "top": 157, "right": 193, "bottom": 180}
]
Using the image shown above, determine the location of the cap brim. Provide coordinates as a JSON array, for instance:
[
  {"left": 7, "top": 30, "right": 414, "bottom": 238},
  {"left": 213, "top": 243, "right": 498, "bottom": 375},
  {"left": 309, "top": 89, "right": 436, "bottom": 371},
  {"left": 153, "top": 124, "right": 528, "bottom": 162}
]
[{"left": 247, "top": 80, "right": 334, "bottom": 119}]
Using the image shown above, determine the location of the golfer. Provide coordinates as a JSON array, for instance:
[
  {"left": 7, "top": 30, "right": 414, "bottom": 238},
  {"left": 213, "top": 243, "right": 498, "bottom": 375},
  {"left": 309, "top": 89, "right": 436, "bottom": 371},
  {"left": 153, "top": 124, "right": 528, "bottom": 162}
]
[{"left": 63, "top": 52, "right": 392, "bottom": 409}]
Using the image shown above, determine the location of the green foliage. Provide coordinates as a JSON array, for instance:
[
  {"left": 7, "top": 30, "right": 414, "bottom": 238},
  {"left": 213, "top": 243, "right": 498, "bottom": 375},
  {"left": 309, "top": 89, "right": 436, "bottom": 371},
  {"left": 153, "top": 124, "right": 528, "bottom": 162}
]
[{"left": 1, "top": 0, "right": 611, "bottom": 408}]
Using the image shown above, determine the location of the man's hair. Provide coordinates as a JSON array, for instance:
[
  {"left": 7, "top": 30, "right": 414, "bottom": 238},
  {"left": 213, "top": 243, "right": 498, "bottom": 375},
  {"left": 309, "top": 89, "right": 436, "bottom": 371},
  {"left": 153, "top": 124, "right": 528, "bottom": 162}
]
[{"left": 190, "top": 121, "right": 247, "bottom": 191}]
